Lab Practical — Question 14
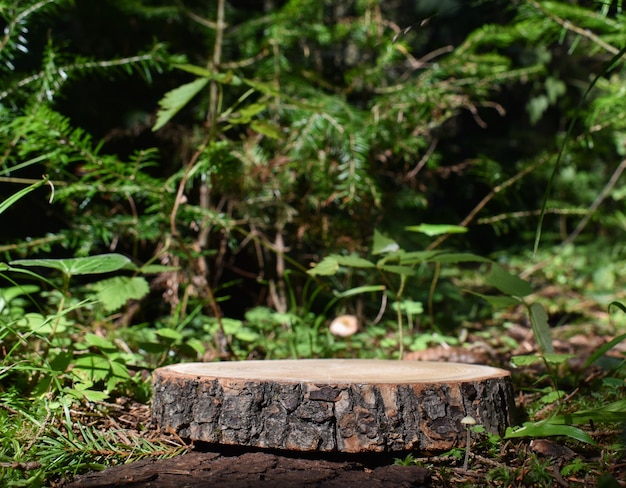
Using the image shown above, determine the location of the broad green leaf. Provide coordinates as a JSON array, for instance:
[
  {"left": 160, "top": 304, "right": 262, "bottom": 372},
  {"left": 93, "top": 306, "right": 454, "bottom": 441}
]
[
  {"left": 372, "top": 230, "right": 399, "bottom": 255},
  {"left": 405, "top": 224, "right": 468, "bottom": 236},
  {"left": 0, "top": 285, "right": 40, "bottom": 305},
  {"left": 307, "top": 257, "right": 339, "bottom": 276},
  {"left": 487, "top": 264, "right": 533, "bottom": 297},
  {"left": 0, "top": 178, "right": 47, "bottom": 215},
  {"left": 334, "top": 254, "right": 375, "bottom": 268},
  {"left": 529, "top": 302, "right": 554, "bottom": 354},
  {"left": 234, "top": 327, "right": 260, "bottom": 342},
  {"left": 74, "top": 354, "right": 111, "bottom": 382},
  {"left": 65, "top": 387, "right": 109, "bottom": 403},
  {"left": 11, "top": 254, "right": 131, "bottom": 276},
  {"left": 510, "top": 354, "right": 543, "bottom": 367},
  {"left": 221, "top": 318, "right": 244, "bottom": 335},
  {"left": 505, "top": 422, "right": 597, "bottom": 446},
  {"left": 155, "top": 328, "right": 184, "bottom": 341},
  {"left": 92, "top": 276, "right": 150, "bottom": 312},
  {"left": 18, "top": 312, "right": 69, "bottom": 334},
  {"left": 250, "top": 120, "right": 282, "bottom": 139},
  {"left": 83, "top": 333, "right": 117, "bottom": 351},
  {"left": 541, "top": 352, "right": 574, "bottom": 364},
  {"left": 153, "top": 77, "right": 209, "bottom": 131}
]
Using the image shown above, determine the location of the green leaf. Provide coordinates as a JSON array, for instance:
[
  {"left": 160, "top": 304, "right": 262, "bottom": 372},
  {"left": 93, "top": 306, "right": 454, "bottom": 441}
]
[
  {"left": 334, "top": 254, "right": 375, "bottom": 268},
  {"left": 379, "top": 264, "right": 416, "bottom": 276},
  {"left": 467, "top": 290, "right": 522, "bottom": 308},
  {"left": 541, "top": 352, "right": 574, "bottom": 364},
  {"left": 510, "top": 354, "right": 543, "bottom": 367},
  {"left": 0, "top": 285, "right": 40, "bottom": 305},
  {"left": 396, "top": 250, "right": 441, "bottom": 266},
  {"left": 583, "top": 332, "right": 626, "bottom": 369},
  {"left": 155, "top": 328, "right": 184, "bottom": 341},
  {"left": 529, "top": 302, "right": 554, "bottom": 354},
  {"left": 335, "top": 285, "right": 386, "bottom": 298},
  {"left": 74, "top": 354, "right": 111, "bottom": 382},
  {"left": 250, "top": 120, "right": 282, "bottom": 139},
  {"left": 505, "top": 422, "right": 597, "bottom": 446},
  {"left": 405, "top": 224, "right": 468, "bottom": 236},
  {"left": 608, "top": 301, "right": 626, "bottom": 315},
  {"left": 307, "top": 256, "right": 340, "bottom": 276},
  {"left": 135, "top": 264, "right": 180, "bottom": 273},
  {"left": 153, "top": 77, "right": 209, "bottom": 131},
  {"left": 84, "top": 333, "right": 117, "bottom": 351},
  {"left": 11, "top": 254, "right": 131, "bottom": 277},
  {"left": 392, "top": 300, "right": 424, "bottom": 315},
  {"left": 173, "top": 63, "right": 215, "bottom": 77},
  {"left": 228, "top": 102, "right": 267, "bottom": 124},
  {"left": 0, "top": 178, "right": 48, "bottom": 215},
  {"left": 372, "top": 230, "right": 399, "bottom": 255},
  {"left": 91, "top": 276, "right": 150, "bottom": 312},
  {"left": 550, "top": 399, "right": 626, "bottom": 425},
  {"left": 429, "top": 253, "right": 491, "bottom": 264},
  {"left": 487, "top": 264, "right": 533, "bottom": 297}
]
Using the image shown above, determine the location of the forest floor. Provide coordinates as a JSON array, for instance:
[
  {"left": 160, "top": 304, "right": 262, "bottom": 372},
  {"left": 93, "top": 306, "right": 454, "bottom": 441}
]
[{"left": 58, "top": 294, "right": 626, "bottom": 488}]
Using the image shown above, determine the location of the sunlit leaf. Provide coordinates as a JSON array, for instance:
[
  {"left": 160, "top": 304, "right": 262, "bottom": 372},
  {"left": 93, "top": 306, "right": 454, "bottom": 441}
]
[
  {"left": 155, "top": 328, "right": 184, "bottom": 341},
  {"left": 250, "top": 120, "right": 282, "bottom": 139},
  {"left": 307, "top": 256, "right": 339, "bottom": 276},
  {"left": 372, "top": 230, "right": 399, "bottom": 254},
  {"left": 153, "top": 77, "right": 209, "bottom": 131},
  {"left": 92, "top": 276, "right": 150, "bottom": 312},
  {"left": 505, "top": 422, "right": 597, "bottom": 446},
  {"left": 84, "top": 333, "right": 117, "bottom": 351},
  {"left": 550, "top": 399, "right": 626, "bottom": 425},
  {"left": 11, "top": 254, "right": 131, "bottom": 276},
  {"left": 405, "top": 224, "right": 468, "bottom": 236}
]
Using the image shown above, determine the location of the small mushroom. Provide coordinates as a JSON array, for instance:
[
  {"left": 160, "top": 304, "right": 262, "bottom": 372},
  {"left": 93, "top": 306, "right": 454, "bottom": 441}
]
[
  {"left": 461, "top": 415, "right": 476, "bottom": 471},
  {"left": 329, "top": 314, "right": 359, "bottom": 337}
]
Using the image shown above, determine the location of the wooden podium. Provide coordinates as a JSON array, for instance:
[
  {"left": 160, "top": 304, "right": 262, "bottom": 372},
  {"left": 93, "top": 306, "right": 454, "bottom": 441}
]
[{"left": 152, "top": 359, "right": 515, "bottom": 453}]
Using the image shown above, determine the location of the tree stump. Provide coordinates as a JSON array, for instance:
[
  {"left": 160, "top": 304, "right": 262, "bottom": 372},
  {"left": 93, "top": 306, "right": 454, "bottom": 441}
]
[{"left": 152, "top": 359, "right": 515, "bottom": 453}]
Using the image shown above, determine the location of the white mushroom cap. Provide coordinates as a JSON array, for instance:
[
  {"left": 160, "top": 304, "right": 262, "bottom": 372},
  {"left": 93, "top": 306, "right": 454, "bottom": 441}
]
[
  {"left": 461, "top": 415, "right": 477, "bottom": 425},
  {"left": 329, "top": 314, "right": 359, "bottom": 337}
]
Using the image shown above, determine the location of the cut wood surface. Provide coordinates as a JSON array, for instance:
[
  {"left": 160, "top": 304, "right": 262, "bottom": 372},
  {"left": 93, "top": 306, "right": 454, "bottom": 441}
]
[{"left": 152, "top": 359, "right": 515, "bottom": 453}]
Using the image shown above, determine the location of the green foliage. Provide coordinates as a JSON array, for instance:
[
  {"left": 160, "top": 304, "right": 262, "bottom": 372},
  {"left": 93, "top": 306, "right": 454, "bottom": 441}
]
[{"left": 0, "top": 0, "right": 625, "bottom": 484}]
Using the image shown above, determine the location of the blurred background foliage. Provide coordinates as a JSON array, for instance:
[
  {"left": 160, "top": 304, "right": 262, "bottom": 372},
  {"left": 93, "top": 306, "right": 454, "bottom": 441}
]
[{"left": 1, "top": 0, "right": 626, "bottom": 337}]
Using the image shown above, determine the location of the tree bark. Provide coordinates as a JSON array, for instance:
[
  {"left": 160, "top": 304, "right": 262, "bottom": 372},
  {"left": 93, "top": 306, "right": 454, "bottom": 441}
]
[{"left": 152, "top": 359, "right": 516, "bottom": 453}]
